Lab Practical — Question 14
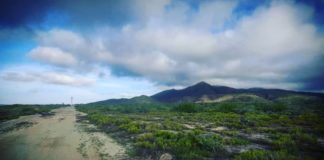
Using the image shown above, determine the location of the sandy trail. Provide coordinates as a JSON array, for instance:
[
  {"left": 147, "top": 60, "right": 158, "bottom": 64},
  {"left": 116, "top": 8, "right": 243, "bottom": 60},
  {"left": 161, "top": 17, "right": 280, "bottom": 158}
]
[{"left": 0, "top": 107, "right": 126, "bottom": 160}]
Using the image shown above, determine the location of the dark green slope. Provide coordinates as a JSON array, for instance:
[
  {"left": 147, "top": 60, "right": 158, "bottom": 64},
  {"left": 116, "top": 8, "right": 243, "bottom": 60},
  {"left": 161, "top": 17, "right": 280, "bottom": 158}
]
[{"left": 89, "top": 81, "right": 324, "bottom": 105}]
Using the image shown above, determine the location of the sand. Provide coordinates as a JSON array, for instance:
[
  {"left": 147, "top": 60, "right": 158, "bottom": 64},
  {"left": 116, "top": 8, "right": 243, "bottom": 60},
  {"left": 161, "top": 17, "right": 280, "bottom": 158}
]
[{"left": 0, "top": 107, "right": 126, "bottom": 160}]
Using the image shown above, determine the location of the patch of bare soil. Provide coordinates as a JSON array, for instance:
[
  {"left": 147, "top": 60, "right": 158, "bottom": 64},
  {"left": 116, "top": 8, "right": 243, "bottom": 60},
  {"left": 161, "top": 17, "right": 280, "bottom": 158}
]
[{"left": 0, "top": 107, "right": 126, "bottom": 160}]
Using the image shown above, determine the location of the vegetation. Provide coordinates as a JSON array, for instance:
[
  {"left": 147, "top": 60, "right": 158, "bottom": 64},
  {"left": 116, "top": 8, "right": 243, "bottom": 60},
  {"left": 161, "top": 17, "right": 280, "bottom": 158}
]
[
  {"left": 172, "top": 103, "right": 199, "bottom": 113},
  {"left": 76, "top": 99, "right": 324, "bottom": 159},
  {"left": 0, "top": 104, "right": 63, "bottom": 121},
  {"left": 234, "top": 150, "right": 297, "bottom": 160}
]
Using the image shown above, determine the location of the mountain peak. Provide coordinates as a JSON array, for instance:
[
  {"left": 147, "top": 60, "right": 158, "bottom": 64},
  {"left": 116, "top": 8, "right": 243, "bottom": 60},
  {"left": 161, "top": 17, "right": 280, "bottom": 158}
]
[
  {"left": 184, "top": 81, "right": 215, "bottom": 95},
  {"left": 193, "top": 81, "right": 212, "bottom": 87},
  {"left": 91, "top": 81, "right": 324, "bottom": 104}
]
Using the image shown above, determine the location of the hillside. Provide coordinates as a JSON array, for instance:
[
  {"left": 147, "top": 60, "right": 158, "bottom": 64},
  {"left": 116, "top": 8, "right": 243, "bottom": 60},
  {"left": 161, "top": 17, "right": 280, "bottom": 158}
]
[
  {"left": 89, "top": 95, "right": 156, "bottom": 105},
  {"left": 90, "top": 81, "right": 324, "bottom": 105},
  {"left": 79, "top": 82, "right": 324, "bottom": 160}
]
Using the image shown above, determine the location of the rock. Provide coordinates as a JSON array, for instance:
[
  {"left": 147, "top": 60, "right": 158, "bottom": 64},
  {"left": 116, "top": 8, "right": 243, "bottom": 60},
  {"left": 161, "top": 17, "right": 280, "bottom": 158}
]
[
  {"left": 159, "top": 153, "right": 173, "bottom": 160},
  {"left": 183, "top": 124, "right": 195, "bottom": 129},
  {"left": 211, "top": 126, "right": 228, "bottom": 132},
  {"left": 239, "top": 133, "right": 271, "bottom": 143},
  {"left": 225, "top": 144, "right": 268, "bottom": 154}
]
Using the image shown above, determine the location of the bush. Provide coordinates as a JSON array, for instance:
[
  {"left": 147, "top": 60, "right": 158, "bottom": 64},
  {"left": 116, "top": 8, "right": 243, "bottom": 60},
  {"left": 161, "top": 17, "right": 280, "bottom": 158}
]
[
  {"left": 120, "top": 122, "right": 142, "bottom": 133},
  {"left": 271, "top": 103, "right": 287, "bottom": 112},
  {"left": 223, "top": 137, "right": 250, "bottom": 145},
  {"left": 216, "top": 103, "right": 239, "bottom": 113},
  {"left": 88, "top": 113, "right": 112, "bottom": 125},
  {"left": 234, "top": 150, "right": 297, "bottom": 160},
  {"left": 271, "top": 133, "right": 297, "bottom": 153},
  {"left": 244, "top": 113, "right": 272, "bottom": 127},
  {"left": 173, "top": 103, "right": 198, "bottom": 113},
  {"left": 196, "top": 134, "right": 224, "bottom": 153},
  {"left": 255, "top": 102, "right": 287, "bottom": 113},
  {"left": 162, "top": 119, "right": 183, "bottom": 130},
  {"left": 0, "top": 104, "right": 61, "bottom": 122},
  {"left": 135, "top": 130, "right": 225, "bottom": 159}
]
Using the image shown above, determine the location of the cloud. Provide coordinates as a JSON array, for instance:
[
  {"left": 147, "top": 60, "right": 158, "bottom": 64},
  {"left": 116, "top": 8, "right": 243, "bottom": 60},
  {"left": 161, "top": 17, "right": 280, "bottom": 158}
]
[
  {"left": 0, "top": 64, "right": 160, "bottom": 104},
  {"left": 1, "top": 72, "right": 35, "bottom": 82},
  {"left": 28, "top": 29, "right": 99, "bottom": 72},
  {"left": 36, "top": 29, "right": 87, "bottom": 52},
  {"left": 38, "top": 72, "right": 94, "bottom": 86},
  {"left": 29, "top": 47, "right": 78, "bottom": 67},
  {"left": 23, "top": 1, "right": 324, "bottom": 91},
  {"left": 192, "top": 0, "right": 237, "bottom": 30},
  {"left": 0, "top": 65, "right": 95, "bottom": 87},
  {"left": 1, "top": 0, "right": 324, "bottom": 104},
  {"left": 134, "top": 0, "right": 172, "bottom": 21}
]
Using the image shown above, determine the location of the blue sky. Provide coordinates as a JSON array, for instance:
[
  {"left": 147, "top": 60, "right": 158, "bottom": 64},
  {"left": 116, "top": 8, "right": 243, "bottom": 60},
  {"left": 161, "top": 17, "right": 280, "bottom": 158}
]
[{"left": 0, "top": 0, "right": 324, "bottom": 104}]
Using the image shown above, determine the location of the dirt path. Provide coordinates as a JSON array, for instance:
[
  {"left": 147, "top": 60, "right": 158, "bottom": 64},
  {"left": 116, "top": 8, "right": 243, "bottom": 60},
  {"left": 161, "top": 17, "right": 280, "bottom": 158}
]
[{"left": 0, "top": 107, "right": 126, "bottom": 160}]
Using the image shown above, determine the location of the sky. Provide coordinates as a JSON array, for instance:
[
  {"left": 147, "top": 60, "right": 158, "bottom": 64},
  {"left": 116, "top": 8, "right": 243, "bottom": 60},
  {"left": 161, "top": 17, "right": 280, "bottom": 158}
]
[{"left": 0, "top": 0, "right": 324, "bottom": 104}]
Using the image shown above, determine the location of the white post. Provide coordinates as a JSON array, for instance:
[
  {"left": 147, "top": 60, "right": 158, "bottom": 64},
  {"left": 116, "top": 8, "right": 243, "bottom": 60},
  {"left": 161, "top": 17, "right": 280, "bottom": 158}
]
[{"left": 71, "top": 96, "right": 73, "bottom": 107}]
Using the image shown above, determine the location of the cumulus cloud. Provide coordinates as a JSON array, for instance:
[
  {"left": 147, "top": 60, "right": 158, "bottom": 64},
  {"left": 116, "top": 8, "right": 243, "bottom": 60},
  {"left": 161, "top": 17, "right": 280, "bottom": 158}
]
[
  {"left": 38, "top": 72, "right": 94, "bottom": 86},
  {"left": 36, "top": 29, "right": 87, "bottom": 53},
  {"left": 0, "top": 65, "right": 95, "bottom": 87},
  {"left": 0, "top": 64, "right": 159, "bottom": 104},
  {"left": 2, "top": 0, "right": 324, "bottom": 104},
  {"left": 192, "top": 0, "right": 237, "bottom": 30},
  {"left": 24, "top": 1, "right": 324, "bottom": 91},
  {"left": 29, "top": 47, "right": 78, "bottom": 67}
]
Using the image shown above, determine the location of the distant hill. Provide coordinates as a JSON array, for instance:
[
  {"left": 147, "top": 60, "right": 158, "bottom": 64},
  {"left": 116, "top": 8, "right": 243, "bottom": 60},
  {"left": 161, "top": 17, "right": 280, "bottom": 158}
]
[
  {"left": 89, "top": 95, "right": 157, "bottom": 105},
  {"left": 151, "top": 81, "right": 324, "bottom": 103},
  {"left": 89, "top": 81, "right": 324, "bottom": 104}
]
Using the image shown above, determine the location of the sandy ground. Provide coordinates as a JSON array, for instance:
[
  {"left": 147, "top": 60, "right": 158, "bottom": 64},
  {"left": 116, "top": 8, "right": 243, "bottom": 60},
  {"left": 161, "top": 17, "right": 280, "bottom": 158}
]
[{"left": 0, "top": 107, "right": 126, "bottom": 160}]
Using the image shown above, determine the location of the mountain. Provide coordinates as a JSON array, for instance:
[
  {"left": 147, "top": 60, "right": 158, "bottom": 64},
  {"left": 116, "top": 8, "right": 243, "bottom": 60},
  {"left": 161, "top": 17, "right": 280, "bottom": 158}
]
[
  {"left": 89, "top": 95, "right": 156, "bottom": 105},
  {"left": 90, "top": 81, "right": 324, "bottom": 104},
  {"left": 151, "top": 81, "right": 236, "bottom": 103},
  {"left": 151, "top": 81, "right": 324, "bottom": 103}
]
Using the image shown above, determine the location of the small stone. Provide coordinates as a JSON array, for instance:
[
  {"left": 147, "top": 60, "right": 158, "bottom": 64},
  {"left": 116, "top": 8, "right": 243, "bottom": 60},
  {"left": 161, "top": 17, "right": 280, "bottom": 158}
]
[
  {"left": 159, "top": 153, "right": 173, "bottom": 160},
  {"left": 183, "top": 124, "right": 195, "bottom": 129},
  {"left": 211, "top": 126, "right": 227, "bottom": 132}
]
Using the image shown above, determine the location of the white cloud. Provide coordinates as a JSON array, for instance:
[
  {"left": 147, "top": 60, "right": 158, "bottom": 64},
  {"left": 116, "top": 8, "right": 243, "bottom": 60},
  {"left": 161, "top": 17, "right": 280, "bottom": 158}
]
[
  {"left": 25, "top": 1, "right": 324, "bottom": 90},
  {"left": 29, "top": 47, "right": 78, "bottom": 67},
  {"left": 2, "top": 0, "right": 324, "bottom": 104},
  {"left": 38, "top": 72, "right": 94, "bottom": 86},
  {"left": 235, "top": 3, "right": 321, "bottom": 57},
  {"left": 192, "top": 0, "right": 237, "bottom": 30},
  {"left": 36, "top": 29, "right": 87, "bottom": 53},
  {"left": 0, "top": 64, "right": 160, "bottom": 104},
  {"left": 0, "top": 65, "right": 94, "bottom": 87}
]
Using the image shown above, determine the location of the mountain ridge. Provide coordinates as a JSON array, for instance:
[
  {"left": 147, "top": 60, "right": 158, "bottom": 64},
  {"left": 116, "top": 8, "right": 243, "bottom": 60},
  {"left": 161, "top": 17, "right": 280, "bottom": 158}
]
[{"left": 90, "top": 81, "right": 324, "bottom": 104}]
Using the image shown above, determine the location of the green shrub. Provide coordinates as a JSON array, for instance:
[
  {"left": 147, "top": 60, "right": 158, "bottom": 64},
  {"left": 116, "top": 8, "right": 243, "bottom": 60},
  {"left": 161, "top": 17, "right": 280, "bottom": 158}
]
[
  {"left": 0, "top": 104, "right": 61, "bottom": 121},
  {"left": 136, "top": 140, "right": 155, "bottom": 149},
  {"left": 216, "top": 103, "right": 239, "bottom": 113},
  {"left": 144, "top": 123, "right": 162, "bottom": 132},
  {"left": 223, "top": 137, "right": 250, "bottom": 145},
  {"left": 244, "top": 113, "right": 272, "bottom": 127},
  {"left": 162, "top": 119, "right": 183, "bottom": 130},
  {"left": 135, "top": 130, "right": 225, "bottom": 159},
  {"left": 234, "top": 150, "right": 297, "bottom": 160},
  {"left": 289, "top": 127, "right": 319, "bottom": 151},
  {"left": 271, "top": 133, "right": 297, "bottom": 152},
  {"left": 196, "top": 134, "right": 224, "bottom": 153},
  {"left": 88, "top": 113, "right": 112, "bottom": 125},
  {"left": 254, "top": 102, "right": 287, "bottom": 113},
  {"left": 120, "top": 122, "right": 142, "bottom": 133},
  {"left": 173, "top": 103, "right": 198, "bottom": 113}
]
